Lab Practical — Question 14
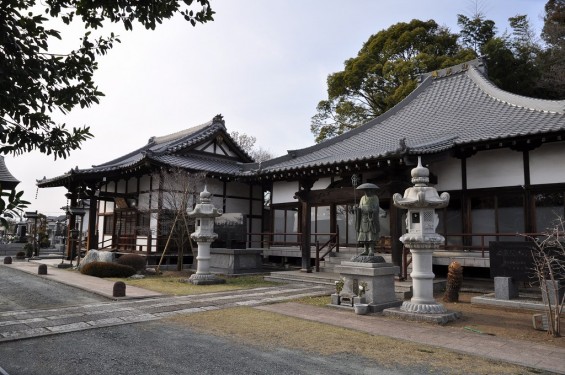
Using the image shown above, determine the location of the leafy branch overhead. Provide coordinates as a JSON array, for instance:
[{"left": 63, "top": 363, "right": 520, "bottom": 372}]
[
  {"left": 0, "top": 186, "right": 29, "bottom": 228},
  {"left": 0, "top": 0, "right": 214, "bottom": 159}
]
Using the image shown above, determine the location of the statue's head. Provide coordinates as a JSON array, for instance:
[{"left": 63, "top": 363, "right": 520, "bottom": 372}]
[{"left": 356, "top": 183, "right": 379, "bottom": 197}]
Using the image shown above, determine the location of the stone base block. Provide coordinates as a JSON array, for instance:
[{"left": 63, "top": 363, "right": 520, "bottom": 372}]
[
  {"left": 401, "top": 301, "right": 447, "bottom": 314},
  {"left": 532, "top": 313, "right": 549, "bottom": 331},
  {"left": 494, "top": 277, "right": 519, "bottom": 300},
  {"left": 369, "top": 299, "right": 403, "bottom": 313},
  {"left": 209, "top": 248, "right": 263, "bottom": 274},
  {"left": 383, "top": 307, "right": 460, "bottom": 324},
  {"left": 188, "top": 273, "right": 226, "bottom": 285}
]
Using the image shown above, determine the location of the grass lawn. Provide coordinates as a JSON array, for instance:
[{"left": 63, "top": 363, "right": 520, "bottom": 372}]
[{"left": 111, "top": 271, "right": 279, "bottom": 296}]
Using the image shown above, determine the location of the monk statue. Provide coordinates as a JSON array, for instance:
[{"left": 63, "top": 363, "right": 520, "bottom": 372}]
[{"left": 355, "top": 183, "right": 380, "bottom": 256}]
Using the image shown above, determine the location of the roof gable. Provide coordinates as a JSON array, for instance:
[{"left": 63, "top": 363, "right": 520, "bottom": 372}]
[{"left": 37, "top": 115, "right": 254, "bottom": 187}]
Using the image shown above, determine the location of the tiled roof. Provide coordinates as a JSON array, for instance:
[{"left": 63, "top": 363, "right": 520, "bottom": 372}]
[
  {"left": 38, "top": 59, "right": 565, "bottom": 188},
  {"left": 37, "top": 115, "right": 251, "bottom": 187},
  {"left": 151, "top": 154, "right": 243, "bottom": 176},
  {"left": 0, "top": 156, "right": 20, "bottom": 190},
  {"left": 257, "top": 59, "right": 565, "bottom": 174}
]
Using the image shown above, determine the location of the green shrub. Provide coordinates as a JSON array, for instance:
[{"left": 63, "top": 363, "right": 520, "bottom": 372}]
[
  {"left": 80, "top": 261, "right": 136, "bottom": 278},
  {"left": 23, "top": 243, "right": 34, "bottom": 257},
  {"left": 116, "top": 253, "right": 146, "bottom": 272},
  {"left": 15, "top": 251, "right": 26, "bottom": 259}
]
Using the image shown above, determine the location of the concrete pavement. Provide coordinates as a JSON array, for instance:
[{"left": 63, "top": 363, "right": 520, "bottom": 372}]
[{"left": 1, "top": 258, "right": 564, "bottom": 374}]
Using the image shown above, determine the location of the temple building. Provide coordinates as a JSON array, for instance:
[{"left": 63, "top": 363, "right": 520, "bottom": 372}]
[{"left": 38, "top": 59, "right": 565, "bottom": 273}]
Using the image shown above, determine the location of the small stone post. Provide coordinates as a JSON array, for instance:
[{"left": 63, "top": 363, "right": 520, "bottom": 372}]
[
  {"left": 187, "top": 186, "right": 226, "bottom": 285},
  {"left": 113, "top": 281, "right": 126, "bottom": 297},
  {"left": 38, "top": 264, "right": 47, "bottom": 275}
]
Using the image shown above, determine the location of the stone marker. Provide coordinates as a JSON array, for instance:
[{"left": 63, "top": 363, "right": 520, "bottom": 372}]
[
  {"left": 113, "top": 281, "right": 126, "bottom": 297},
  {"left": 3, "top": 256, "right": 12, "bottom": 264},
  {"left": 38, "top": 264, "right": 47, "bottom": 275},
  {"left": 494, "top": 277, "right": 518, "bottom": 300}
]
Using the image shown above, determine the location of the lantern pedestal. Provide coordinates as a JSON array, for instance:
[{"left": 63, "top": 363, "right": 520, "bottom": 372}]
[
  {"left": 188, "top": 240, "right": 226, "bottom": 285},
  {"left": 187, "top": 187, "right": 226, "bottom": 286},
  {"left": 384, "top": 157, "right": 459, "bottom": 324}
]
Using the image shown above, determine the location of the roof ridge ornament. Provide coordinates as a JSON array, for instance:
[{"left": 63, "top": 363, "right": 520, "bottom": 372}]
[{"left": 212, "top": 114, "right": 225, "bottom": 126}]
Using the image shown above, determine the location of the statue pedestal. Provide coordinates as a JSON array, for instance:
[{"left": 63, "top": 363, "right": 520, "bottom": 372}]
[{"left": 334, "top": 261, "right": 402, "bottom": 312}]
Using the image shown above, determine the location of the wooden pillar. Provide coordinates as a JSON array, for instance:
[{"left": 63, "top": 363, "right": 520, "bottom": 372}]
[
  {"left": 300, "top": 198, "right": 311, "bottom": 272},
  {"left": 295, "top": 178, "right": 316, "bottom": 273},
  {"left": 87, "top": 192, "right": 98, "bottom": 250},
  {"left": 523, "top": 150, "right": 534, "bottom": 233},
  {"left": 65, "top": 193, "right": 77, "bottom": 260}
]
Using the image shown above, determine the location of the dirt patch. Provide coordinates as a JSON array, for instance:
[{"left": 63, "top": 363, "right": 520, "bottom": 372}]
[{"left": 441, "top": 293, "right": 564, "bottom": 348}]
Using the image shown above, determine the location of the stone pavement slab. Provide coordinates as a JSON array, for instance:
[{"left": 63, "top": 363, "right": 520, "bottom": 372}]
[
  {"left": 5, "top": 260, "right": 163, "bottom": 299},
  {"left": 256, "top": 302, "right": 565, "bottom": 375},
  {"left": 0, "top": 281, "right": 331, "bottom": 343}
]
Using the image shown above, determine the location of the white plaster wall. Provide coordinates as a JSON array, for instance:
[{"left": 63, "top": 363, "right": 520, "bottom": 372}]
[
  {"left": 530, "top": 142, "right": 565, "bottom": 185},
  {"left": 105, "top": 181, "right": 116, "bottom": 193},
  {"left": 226, "top": 198, "right": 249, "bottom": 214},
  {"left": 117, "top": 179, "right": 126, "bottom": 194},
  {"left": 430, "top": 157, "right": 462, "bottom": 191},
  {"left": 312, "top": 177, "right": 332, "bottom": 191},
  {"left": 206, "top": 179, "right": 223, "bottom": 195},
  {"left": 139, "top": 175, "right": 151, "bottom": 191},
  {"left": 226, "top": 181, "right": 248, "bottom": 197},
  {"left": 105, "top": 200, "right": 115, "bottom": 213},
  {"left": 138, "top": 192, "right": 151, "bottom": 210},
  {"left": 272, "top": 181, "right": 299, "bottom": 204},
  {"left": 97, "top": 216, "right": 104, "bottom": 236},
  {"left": 127, "top": 177, "right": 137, "bottom": 193},
  {"left": 467, "top": 149, "right": 524, "bottom": 189},
  {"left": 252, "top": 200, "right": 263, "bottom": 214}
]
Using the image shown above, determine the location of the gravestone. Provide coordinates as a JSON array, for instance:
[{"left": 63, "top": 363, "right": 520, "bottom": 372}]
[
  {"left": 489, "top": 241, "right": 535, "bottom": 282},
  {"left": 212, "top": 213, "right": 246, "bottom": 249},
  {"left": 494, "top": 277, "right": 519, "bottom": 300}
]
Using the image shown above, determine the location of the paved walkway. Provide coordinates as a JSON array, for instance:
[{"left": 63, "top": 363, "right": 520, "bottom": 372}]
[{"left": 2, "top": 258, "right": 565, "bottom": 374}]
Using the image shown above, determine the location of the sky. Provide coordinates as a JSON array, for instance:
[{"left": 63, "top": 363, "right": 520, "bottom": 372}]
[{"left": 4, "top": 0, "right": 548, "bottom": 216}]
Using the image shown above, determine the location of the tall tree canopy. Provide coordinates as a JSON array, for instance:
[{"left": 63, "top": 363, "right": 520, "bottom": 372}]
[
  {"left": 310, "top": 19, "right": 475, "bottom": 143},
  {"left": 539, "top": 0, "right": 565, "bottom": 97},
  {"left": 482, "top": 15, "right": 543, "bottom": 97},
  {"left": 312, "top": 3, "right": 565, "bottom": 143},
  {"left": 0, "top": 0, "right": 214, "bottom": 159},
  {"left": 457, "top": 13, "right": 496, "bottom": 54}
]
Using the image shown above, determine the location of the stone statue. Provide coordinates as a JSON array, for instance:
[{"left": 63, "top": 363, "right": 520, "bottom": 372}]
[{"left": 355, "top": 183, "right": 380, "bottom": 257}]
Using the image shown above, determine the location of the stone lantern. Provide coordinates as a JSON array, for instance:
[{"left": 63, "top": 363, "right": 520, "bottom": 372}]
[
  {"left": 187, "top": 186, "right": 226, "bottom": 285},
  {"left": 391, "top": 157, "right": 457, "bottom": 321}
]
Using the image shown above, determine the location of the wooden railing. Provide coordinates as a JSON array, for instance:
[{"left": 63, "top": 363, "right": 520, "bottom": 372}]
[
  {"left": 315, "top": 228, "right": 340, "bottom": 272},
  {"left": 400, "top": 232, "right": 543, "bottom": 280}
]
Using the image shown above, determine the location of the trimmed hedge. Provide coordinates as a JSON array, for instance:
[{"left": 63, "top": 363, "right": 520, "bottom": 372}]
[
  {"left": 116, "top": 253, "right": 146, "bottom": 272},
  {"left": 80, "top": 261, "right": 136, "bottom": 278}
]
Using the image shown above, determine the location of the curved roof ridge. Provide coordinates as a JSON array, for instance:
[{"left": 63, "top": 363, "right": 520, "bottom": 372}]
[
  {"left": 468, "top": 67, "right": 565, "bottom": 114},
  {"left": 150, "top": 119, "right": 214, "bottom": 145},
  {"left": 261, "top": 75, "right": 435, "bottom": 168}
]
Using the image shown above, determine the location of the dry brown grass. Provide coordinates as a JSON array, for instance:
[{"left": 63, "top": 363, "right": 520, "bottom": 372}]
[
  {"left": 294, "top": 293, "right": 565, "bottom": 348},
  {"left": 168, "top": 306, "right": 544, "bottom": 375}
]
